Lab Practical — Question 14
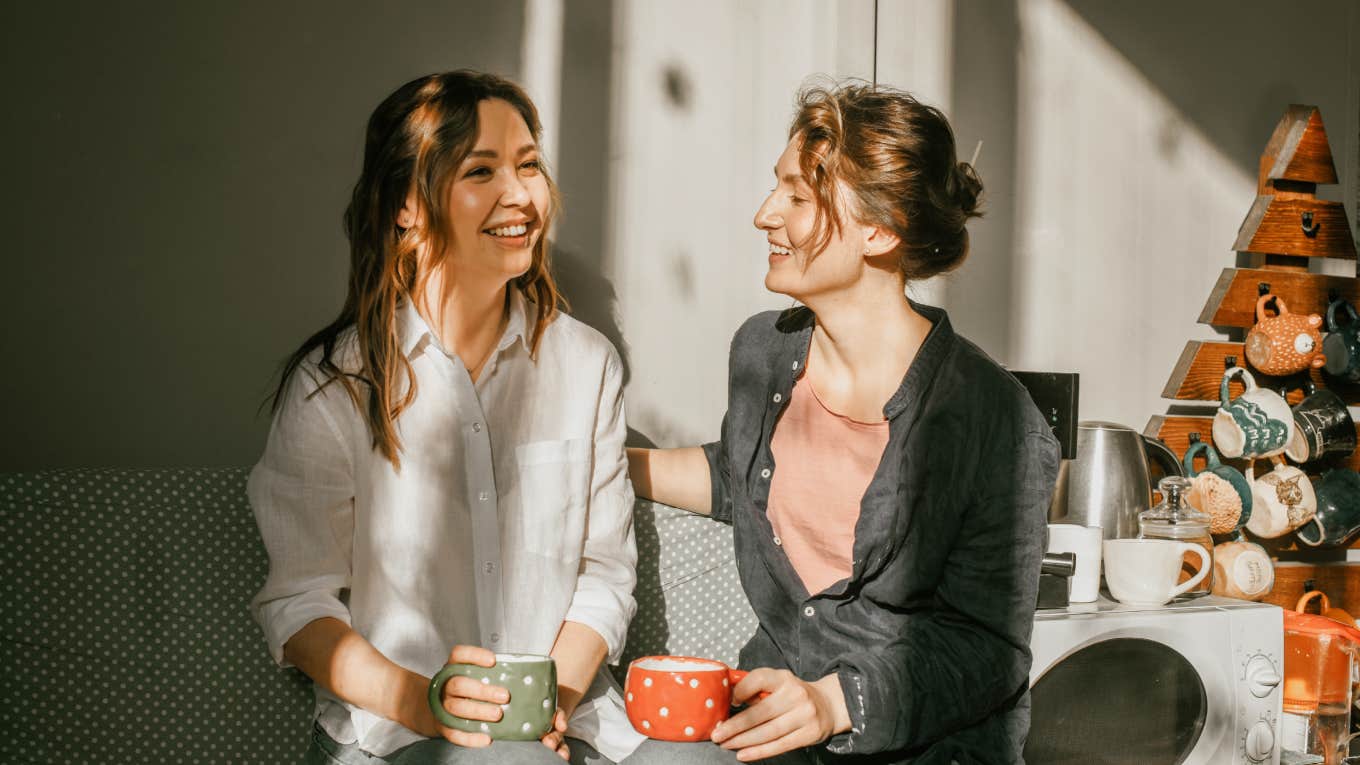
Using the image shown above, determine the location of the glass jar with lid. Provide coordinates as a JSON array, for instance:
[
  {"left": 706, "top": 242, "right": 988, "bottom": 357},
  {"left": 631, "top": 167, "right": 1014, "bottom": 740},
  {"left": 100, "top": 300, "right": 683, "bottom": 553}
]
[{"left": 1140, "top": 476, "right": 1214, "bottom": 599}]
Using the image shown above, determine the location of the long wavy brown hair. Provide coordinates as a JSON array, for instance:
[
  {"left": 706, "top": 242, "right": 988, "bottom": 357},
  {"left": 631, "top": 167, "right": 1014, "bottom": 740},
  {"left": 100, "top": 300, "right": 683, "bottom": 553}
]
[{"left": 271, "top": 71, "right": 564, "bottom": 468}]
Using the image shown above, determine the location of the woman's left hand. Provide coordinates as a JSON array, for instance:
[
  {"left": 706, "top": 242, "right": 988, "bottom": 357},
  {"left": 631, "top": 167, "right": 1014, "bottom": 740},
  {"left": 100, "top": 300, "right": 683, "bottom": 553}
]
[
  {"left": 711, "top": 669, "right": 850, "bottom": 761},
  {"left": 539, "top": 708, "right": 570, "bottom": 760}
]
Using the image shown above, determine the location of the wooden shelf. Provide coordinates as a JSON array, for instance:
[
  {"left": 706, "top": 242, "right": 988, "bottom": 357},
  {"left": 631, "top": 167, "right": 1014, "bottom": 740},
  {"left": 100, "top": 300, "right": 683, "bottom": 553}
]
[
  {"left": 1160, "top": 340, "right": 1360, "bottom": 404},
  {"left": 1233, "top": 196, "right": 1357, "bottom": 259},
  {"left": 1198, "top": 267, "right": 1360, "bottom": 328},
  {"left": 1260, "top": 105, "right": 1339, "bottom": 187},
  {"left": 1264, "top": 561, "right": 1360, "bottom": 614}
]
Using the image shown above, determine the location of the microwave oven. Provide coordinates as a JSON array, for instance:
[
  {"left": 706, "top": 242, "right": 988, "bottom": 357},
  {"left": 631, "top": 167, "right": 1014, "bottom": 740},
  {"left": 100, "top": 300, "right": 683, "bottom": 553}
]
[{"left": 1025, "top": 595, "right": 1283, "bottom": 764}]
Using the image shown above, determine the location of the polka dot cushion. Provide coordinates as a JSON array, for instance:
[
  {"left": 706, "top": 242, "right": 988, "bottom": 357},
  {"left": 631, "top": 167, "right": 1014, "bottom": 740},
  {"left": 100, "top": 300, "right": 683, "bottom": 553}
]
[
  {"left": 1, "top": 473, "right": 754, "bottom": 763},
  {"left": 618, "top": 501, "right": 757, "bottom": 675},
  {"left": 1, "top": 469, "right": 312, "bottom": 764}
]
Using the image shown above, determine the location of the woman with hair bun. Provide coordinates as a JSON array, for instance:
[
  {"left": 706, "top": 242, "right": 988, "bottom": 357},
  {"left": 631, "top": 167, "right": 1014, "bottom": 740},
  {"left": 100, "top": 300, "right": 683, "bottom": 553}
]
[{"left": 629, "top": 82, "right": 1059, "bottom": 764}]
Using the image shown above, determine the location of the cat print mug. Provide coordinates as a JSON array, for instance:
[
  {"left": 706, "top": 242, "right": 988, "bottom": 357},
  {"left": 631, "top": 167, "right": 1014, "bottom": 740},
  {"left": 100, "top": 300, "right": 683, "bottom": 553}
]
[{"left": 1245, "top": 456, "right": 1317, "bottom": 538}]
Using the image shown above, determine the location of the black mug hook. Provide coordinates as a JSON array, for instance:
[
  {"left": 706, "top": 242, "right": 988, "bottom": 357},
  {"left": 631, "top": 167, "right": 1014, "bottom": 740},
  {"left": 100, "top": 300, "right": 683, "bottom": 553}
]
[
  {"left": 1225, "top": 354, "right": 1237, "bottom": 370},
  {"left": 1302, "top": 211, "right": 1320, "bottom": 237},
  {"left": 1257, "top": 282, "right": 1272, "bottom": 297}
]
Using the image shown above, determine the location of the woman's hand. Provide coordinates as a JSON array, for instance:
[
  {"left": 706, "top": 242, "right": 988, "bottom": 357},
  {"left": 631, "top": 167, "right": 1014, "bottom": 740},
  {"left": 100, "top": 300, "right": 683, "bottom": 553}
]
[
  {"left": 710, "top": 669, "right": 851, "bottom": 761},
  {"left": 539, "top": 708, "right": 570, "bottom": 759},
  {"left": 431, "top": 645, "right": 509, "bottom": 747}
]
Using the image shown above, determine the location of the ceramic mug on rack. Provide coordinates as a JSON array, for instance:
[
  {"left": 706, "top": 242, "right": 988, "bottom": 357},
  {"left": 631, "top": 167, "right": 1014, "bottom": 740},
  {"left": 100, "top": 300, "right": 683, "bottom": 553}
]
[
  {"left": 1245, "top": 456, "right": 1317, "bottom": 539},
  {"left": 1181, "top": 440, "right": 1251, "bottom": 535},
  {"left": 1213, "top": 366, "right": 1293, "bottom": 459},
  {"left": 1297, "top": 468, "right": 1360, "bottom": 547},
  {"left": 1323, "top": 296, "right": 1360, "bottom": 383},
  {"left": 1283, "top": 379, "right": 1357, "bottom": 464},
  {"left": 1245, "top": 294, "right": 1325, "bottom": 376}
]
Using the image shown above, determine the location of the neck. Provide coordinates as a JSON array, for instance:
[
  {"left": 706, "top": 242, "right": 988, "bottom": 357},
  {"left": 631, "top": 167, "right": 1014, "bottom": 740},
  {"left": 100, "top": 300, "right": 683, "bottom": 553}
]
[
  {"left": 804, "top": 272, "right": 925, "bottom": 379},
  {"left": 417, "top": 266, "right": 510, "bottom": 379}
]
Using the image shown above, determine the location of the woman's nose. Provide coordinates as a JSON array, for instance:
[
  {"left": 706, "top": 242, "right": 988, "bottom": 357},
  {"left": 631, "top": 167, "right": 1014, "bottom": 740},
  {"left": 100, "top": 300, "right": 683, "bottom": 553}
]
[
  {"left": 753, "top": 194, "right": 781, "bottom": 230},
  {"left": 500, "top": 172, "right": 531, "bottom": 207}
]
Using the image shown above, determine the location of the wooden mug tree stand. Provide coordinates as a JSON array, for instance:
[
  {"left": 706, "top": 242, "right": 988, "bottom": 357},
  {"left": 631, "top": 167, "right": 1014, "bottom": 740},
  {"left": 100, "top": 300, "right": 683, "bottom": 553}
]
[{"left": 1144, "top": 105, "right": 1360, "bottom": 611}]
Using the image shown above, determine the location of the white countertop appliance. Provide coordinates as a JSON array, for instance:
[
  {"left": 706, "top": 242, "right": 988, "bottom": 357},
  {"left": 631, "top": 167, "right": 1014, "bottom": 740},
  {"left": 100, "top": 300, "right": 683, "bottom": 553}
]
[{"left": 1026, "top": 595, "right": 1283, "bottom": 764}]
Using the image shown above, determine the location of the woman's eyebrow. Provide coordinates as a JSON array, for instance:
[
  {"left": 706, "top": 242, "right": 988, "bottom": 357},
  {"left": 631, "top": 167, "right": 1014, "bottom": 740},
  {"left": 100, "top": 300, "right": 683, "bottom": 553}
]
[{"left": 466, "top": 143, "right": 538, "bottom": 160}]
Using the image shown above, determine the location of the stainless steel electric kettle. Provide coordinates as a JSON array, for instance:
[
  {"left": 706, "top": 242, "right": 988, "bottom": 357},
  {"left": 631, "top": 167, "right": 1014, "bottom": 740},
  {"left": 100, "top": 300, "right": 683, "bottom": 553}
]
[{"left": 1048, "top": 420, "right": 1184, "bottom": 539}]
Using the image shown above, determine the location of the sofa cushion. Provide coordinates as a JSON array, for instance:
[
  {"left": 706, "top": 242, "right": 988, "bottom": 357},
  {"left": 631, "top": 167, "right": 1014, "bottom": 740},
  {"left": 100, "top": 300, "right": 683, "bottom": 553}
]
[{"left": 1, "top": 470, "right": 755, "bottom": 762}]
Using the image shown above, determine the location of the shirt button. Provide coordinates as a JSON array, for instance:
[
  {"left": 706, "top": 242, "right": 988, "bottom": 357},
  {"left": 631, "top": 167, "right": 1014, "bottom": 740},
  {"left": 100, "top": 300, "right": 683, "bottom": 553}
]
[
  {"left": 803, "top": 606, "right": 815, "bottom": 618},
  {"left": 773, "top": 535, "right": 782, "bottom": 546},
  {"left": 760, "top": 468, "right": 771, "bottom": 479},
  {"left": 484, "top": 561, "right": 496, "bottom": 574},
  {"left": 792, "top": 360, "right": 799, "bottom": 370},
  {"left": 490, "top": 632, "right": 500, "bottom": 644},
  {"left": 773, "top": 393, "right": 783, "bottom": 403},
  {"left": 472, "top": 422, "right": 482, "bottom": 433},
  {"left": 478, "top": 491, "right": 489, "bottom": 502}
]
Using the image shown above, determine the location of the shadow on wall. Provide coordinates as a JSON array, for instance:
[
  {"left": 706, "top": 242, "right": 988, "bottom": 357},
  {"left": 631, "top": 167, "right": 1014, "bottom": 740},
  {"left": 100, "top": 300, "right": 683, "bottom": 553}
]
[
  {"left": 1062, "top": 0, "right": 1349, "bottom": 181},
  {"left": 947, "top": 0, "right": 1021, "bottom": 363}
]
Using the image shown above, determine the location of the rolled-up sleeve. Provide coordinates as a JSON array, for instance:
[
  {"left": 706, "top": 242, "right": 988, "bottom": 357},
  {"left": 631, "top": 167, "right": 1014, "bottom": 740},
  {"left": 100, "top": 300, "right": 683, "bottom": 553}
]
[
  {"left": 700, "top": 414, "right": 734, "bottom": 526},
  {"left": 247, "top": 365, "right": 357, "bottom": 667},
  {"left": 564, "top": 348, "right": 638, "bottom": 665},
  {"left": 826, "top": 426, "right": 1059, "bottom": 754}
]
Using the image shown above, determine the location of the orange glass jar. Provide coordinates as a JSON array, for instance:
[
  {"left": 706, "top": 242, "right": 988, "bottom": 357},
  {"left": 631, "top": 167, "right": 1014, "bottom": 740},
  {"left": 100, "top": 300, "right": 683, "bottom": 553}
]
[{"left": 1282, "top": 610, "right": 1360, "bottom": 764}]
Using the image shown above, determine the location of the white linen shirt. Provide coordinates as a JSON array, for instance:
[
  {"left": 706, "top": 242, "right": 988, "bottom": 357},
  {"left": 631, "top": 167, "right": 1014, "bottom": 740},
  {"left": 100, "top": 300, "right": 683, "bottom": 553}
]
[{"left": 248, "top": 290, "right": 644, "bottom": 760}]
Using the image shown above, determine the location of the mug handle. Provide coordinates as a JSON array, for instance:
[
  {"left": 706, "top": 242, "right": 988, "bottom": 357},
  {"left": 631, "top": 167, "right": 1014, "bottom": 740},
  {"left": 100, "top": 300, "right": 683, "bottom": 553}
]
[
  {"left": 1169, "top": 543, "right": 1211, "bottom": 600},
  {"left": 1256, "top": 294, "right": 1275, "bottom": 323},
  {"left": 1329, "top": 298, "right": 1360, "bottom": 332},
  {"left": 1220, "top": 366, "right": 1253, "bottom": 407},
  {"left": 1182, "top": 441, "right": 1208, "bottom": 477},
  {"left": 726, "top": 669, "right": 772, "bottom": 703},
  {"left": 427, "top": 664, "right": 485, "bottom": 730},
  {"left": 1297, "top": 516, "right": 1326, "bottom": 547}
]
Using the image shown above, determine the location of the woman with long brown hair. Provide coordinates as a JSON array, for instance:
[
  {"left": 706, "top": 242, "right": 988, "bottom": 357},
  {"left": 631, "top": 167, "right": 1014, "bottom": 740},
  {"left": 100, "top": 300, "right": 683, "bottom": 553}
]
[
  {"left": 628, "top": 82, "right": 1060, "bottom": 764},
  {"left": 249, "top": 71, "right": 643, "bottom": 764}
]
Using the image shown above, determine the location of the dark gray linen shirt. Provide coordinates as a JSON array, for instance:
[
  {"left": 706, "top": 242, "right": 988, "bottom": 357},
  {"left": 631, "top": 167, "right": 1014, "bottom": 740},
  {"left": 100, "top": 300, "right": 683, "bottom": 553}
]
[{"left": 701, "top": 303, "right": 1059, "bottom": 764}]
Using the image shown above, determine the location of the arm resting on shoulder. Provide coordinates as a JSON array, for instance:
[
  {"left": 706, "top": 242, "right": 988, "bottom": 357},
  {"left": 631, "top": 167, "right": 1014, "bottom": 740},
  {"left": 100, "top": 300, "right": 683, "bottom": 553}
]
[{"left": 626, "top": 446, "right": 712, "bottom": 515}]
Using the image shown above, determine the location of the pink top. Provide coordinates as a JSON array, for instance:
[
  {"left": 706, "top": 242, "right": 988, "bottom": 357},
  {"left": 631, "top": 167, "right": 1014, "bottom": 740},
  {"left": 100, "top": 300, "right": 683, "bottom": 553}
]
[{"left": 767, "top": 372, "right": 891, "bottom": 596}]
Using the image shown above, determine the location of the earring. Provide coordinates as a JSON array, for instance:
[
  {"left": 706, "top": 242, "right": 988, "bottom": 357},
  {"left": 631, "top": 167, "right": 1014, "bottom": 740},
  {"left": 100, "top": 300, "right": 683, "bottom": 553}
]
[{"left": 862, "top": 247, "right": 870, "bottom": 256}]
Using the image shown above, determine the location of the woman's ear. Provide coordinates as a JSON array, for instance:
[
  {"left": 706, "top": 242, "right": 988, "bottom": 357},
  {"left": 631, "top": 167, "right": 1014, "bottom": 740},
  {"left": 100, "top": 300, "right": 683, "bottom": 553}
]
[
  {"left": 860, "top": 224, "right": 901, "bottom": 259},
  {"left": 396, "top": 189, "right": 421, "bottom": 229}
]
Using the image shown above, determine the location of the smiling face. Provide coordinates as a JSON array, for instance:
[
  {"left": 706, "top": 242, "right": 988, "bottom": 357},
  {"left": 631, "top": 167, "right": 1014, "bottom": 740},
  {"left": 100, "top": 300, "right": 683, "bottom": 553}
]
[
  {"left": 753, "top": 136, "right": 876, "bottom": 302},
  {"left": 442, "top": 98, "right": 552, "bottom": 283}
]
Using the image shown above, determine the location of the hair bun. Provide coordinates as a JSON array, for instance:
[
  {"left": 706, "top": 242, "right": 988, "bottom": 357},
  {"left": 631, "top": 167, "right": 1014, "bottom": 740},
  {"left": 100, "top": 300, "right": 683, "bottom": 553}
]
[{"left": 952, "top": 161, "right": 983, "bottom": 220}]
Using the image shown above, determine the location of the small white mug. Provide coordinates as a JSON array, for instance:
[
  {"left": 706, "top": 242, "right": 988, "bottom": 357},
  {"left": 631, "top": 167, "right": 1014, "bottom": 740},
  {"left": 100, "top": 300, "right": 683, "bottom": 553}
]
[
  {"left": 1103, "top": 539, "right": 1210, "bottom": 606},
  {"left": 1046, "top": 524, "right": 1102, "bottom": 603}
]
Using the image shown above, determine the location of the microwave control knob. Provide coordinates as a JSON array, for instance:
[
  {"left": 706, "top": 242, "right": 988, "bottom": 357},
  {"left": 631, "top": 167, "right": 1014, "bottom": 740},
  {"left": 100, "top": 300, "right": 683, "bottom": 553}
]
[
  {"left": 1245, "top": 655, "right": 1282, "bottom": 698},
  {"left": 1244, "top": 720, "right": 1275, "bottom": 762}
]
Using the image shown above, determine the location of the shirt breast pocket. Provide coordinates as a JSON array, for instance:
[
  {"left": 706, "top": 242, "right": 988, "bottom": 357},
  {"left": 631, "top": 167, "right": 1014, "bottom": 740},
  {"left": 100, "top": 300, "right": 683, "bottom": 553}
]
[{"left": 511, "top": 438, "right": 591, "bottom": 560}]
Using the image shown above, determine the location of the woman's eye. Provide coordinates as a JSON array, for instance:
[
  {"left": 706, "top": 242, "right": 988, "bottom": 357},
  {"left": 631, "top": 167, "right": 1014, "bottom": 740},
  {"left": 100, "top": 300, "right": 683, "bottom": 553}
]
[
  {"left": 520, "top": 160, "right": 541, "bottom": 172},
  {"left": 465, "top": 166, "right": 492, "bottom": 178}
]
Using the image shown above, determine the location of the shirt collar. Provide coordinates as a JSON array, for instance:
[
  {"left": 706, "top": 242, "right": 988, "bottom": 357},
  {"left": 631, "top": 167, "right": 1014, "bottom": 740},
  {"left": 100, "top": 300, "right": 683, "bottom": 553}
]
[
  {"left": 779, "top": 298, "right": 955, "bottom": 420},
  {"left": 397, "top": 288, "right": 532, "bottom": 360}
]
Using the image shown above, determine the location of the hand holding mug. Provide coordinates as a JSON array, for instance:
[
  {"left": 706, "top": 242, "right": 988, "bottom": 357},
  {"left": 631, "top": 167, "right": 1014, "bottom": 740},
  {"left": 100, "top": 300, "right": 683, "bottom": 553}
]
[
  {"left": 710, "top": 668, "right": 849, "bottom": 762},
  {"left": 427, "top": 647, "right": 558, "bottom": 745}
]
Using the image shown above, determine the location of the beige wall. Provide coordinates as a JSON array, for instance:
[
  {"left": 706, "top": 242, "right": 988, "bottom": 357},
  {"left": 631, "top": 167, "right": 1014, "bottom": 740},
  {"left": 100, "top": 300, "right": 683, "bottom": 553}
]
[
  {"left": 1, "top": 2, "right": 524, "bottom": 469},
  {"left": 5, "top": 0, "right": 1359, "bottom": 468}
]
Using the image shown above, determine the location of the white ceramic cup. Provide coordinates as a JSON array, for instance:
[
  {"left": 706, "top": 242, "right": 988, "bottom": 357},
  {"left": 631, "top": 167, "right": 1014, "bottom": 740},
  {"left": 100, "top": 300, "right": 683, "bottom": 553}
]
[
  {"left": 1046, "top": 524, "right": 1102, "bottom": 603},
  {"left": 1103, "top": 539, "right": 1210, "bottom": 606}
]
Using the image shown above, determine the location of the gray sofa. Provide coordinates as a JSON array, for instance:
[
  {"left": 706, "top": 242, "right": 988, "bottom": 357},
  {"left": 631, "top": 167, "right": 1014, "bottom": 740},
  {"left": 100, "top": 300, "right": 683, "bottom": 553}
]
[{"left": 1, "top": 469, "right": 755, "bottom": 764}]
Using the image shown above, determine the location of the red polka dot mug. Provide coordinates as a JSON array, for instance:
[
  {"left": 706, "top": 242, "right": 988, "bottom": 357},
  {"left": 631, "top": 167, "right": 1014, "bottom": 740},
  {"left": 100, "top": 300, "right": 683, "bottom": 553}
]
[{"left": 624, "top": 655, "right": 759, "bottom": 741}]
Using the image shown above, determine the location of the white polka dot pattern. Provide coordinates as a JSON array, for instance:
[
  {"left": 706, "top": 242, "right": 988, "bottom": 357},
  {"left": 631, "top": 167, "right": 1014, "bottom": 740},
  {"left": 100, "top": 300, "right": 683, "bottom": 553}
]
[
  {"left": 1, "top": 476, "right": 755, "bottom": 761},
  {"left": 617, "top": 501, "right": 758, "bottom": 675},
  {"left": 0, "top": 469, "right": 312, "bottom": 763}
]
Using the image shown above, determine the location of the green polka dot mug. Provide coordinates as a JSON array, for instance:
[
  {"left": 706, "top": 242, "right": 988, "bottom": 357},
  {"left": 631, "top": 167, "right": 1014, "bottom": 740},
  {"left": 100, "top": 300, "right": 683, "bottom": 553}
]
[{"left": 428, "top": 653, "right": 557, "bottom": 740}]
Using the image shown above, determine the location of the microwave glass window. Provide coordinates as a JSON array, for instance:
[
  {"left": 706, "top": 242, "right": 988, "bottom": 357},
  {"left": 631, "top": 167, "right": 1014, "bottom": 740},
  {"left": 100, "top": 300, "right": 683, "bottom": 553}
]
[{"left": 1024, "top": 638, "right": 1208, "bottom": 764}]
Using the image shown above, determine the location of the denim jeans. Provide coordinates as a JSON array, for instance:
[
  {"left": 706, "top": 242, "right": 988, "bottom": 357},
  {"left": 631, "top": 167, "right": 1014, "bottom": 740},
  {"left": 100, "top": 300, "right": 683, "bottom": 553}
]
[{"left": 304, "top": 722, "right": 811, "bottom": 765}]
